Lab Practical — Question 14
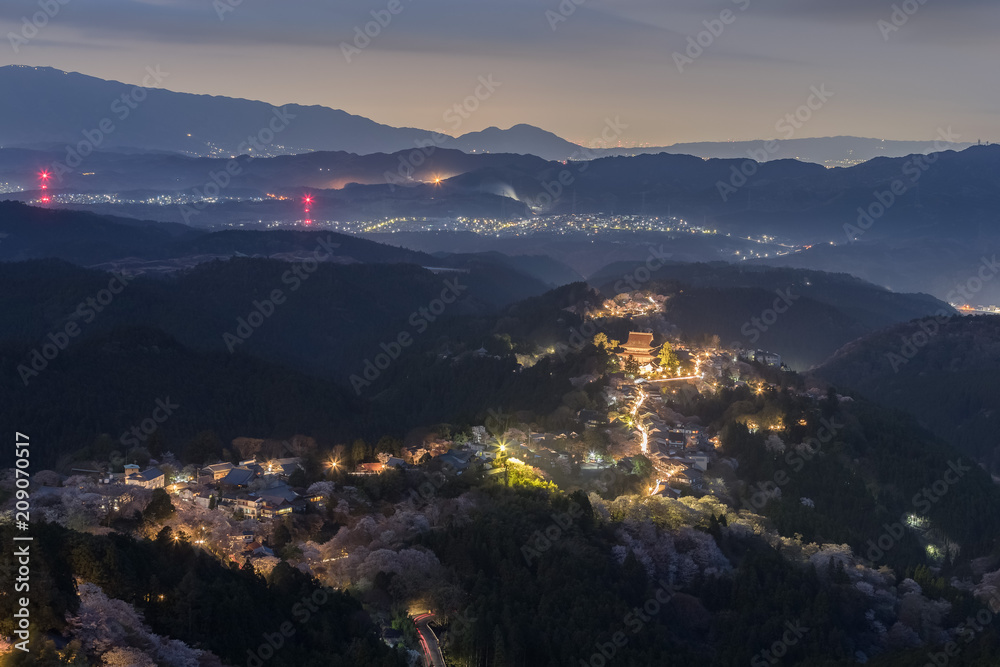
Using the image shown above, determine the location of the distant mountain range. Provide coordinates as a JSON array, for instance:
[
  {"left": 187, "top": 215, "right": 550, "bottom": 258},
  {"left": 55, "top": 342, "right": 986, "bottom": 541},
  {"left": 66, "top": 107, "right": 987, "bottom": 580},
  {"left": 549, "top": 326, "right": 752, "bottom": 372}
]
[
  {"left": 0, "top": 202, "right": 954, "bottom": 370},
  {"left": 0, "top": 66, "right": 974, "bottom": 166},
  {"left": 7, "top": 142, "right": 999, "bottom": 247},
  {"left": 0, "top": 200, "right": 577, "bottom": 290}
]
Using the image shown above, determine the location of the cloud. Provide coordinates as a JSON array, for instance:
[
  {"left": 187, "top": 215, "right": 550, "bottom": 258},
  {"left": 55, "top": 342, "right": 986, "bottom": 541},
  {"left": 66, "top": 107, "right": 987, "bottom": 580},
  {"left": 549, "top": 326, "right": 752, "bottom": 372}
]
[
  {"left": 2, "top": 0, "right": 996, "bottom": 55},
  {"left": 1, "top": 0, "right": 997, "bottom": 144}
]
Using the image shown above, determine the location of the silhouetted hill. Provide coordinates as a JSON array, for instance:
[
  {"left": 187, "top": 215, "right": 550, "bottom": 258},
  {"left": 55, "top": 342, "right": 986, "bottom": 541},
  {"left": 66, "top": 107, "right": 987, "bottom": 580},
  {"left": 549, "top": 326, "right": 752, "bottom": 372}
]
[
  {"left": 594, "top": 135, "right": 975, "bottom": 168},
  {"left": 446, "top": 124, "right": 581, "bottom": 159},
  {"left": 0, "top": 201, "right": 434, "bottom": 265},
  {"left": 1, "top": 67, "right": 972, "bottom": 165},
  {"left": 0, "top": 278, "right": 600, "bottom": 469},
  {"left": 814, "top": 315, "right": 1000, "bottom": 472},
  {"left": 0, "top": 203, "right": 567, "bottom": 289},
  {"left": 0, "top": 65, "right": 430, "bottom": 156},
  {"left": 428, "top": 250, "right": 584, "bottom": 288},
  {"left": 756, "top": 238, "right": 1000, "bottom": 307},
  {"left": 0, "top": 326, "right": 364, "bottom": 469},
  {"left": 0, "top": 257, "right": 550, "bottom": 384},
  {"left": 0, "top": 66, "right": 580, "bottom": 160},
  {"left": 7, "top": 142, "right": 999, "bottom": 245},
  {"left": 589, "top": 262, "right": 953, "bottom": 368}
]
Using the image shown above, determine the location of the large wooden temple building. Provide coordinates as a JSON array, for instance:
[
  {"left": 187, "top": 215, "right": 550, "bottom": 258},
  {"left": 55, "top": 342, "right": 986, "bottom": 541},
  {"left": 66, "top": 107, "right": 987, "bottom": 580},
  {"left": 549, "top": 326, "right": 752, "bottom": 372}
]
[{"left": 618, "top": 331, "right": 657, "bottom": 368}]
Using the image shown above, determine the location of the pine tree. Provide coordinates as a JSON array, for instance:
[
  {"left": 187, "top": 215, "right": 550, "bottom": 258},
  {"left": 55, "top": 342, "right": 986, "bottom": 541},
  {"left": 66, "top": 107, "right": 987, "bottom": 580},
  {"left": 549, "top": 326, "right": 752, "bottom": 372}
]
[{"left": 625, "top": 355, "right": 640, "bottom": 377}]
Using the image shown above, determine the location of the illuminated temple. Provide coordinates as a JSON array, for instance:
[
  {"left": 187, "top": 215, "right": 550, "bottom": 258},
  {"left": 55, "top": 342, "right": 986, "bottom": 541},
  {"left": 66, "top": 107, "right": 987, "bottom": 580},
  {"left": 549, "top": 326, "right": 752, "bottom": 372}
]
[{"left": 618, "top": 331, "right": 656, "bottom": 368}]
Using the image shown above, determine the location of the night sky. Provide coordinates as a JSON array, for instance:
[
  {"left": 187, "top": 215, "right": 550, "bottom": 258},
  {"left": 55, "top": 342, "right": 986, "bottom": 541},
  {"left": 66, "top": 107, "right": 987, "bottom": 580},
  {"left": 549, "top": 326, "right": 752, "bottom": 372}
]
[{"left": 2, "top": 0, "right": 997, "bottom": 145}]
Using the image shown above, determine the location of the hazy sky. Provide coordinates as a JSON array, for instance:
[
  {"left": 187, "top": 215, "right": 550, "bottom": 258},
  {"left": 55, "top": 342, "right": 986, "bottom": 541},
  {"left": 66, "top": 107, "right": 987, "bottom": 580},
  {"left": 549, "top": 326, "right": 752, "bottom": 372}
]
[{"left": 2, "top": 0, "right": 997, "bottom": 146}]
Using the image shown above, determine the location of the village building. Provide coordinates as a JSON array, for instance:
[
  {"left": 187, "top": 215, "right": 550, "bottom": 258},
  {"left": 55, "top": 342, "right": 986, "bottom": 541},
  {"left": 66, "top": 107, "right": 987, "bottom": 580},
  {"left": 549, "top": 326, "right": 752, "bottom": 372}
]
[
  {"left": 200, "top": 462, "right": 235, "bottom": 484},
  {"left": 125, "top": 466, "right": 165, "bottom": 490}
]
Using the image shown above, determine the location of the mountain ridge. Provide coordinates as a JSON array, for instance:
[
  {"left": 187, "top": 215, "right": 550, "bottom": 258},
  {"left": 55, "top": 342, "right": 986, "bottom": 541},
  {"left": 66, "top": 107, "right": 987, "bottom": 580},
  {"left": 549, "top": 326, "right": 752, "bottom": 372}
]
[{"left": 0, "top": 65, "right": 975, "bottom": 165}]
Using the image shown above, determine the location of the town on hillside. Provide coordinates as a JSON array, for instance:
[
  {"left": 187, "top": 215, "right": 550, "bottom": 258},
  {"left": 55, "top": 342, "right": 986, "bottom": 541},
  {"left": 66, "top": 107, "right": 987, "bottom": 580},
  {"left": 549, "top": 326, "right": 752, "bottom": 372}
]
[{"left": 10, "top": 290, "right": 824, "bottom": 662}]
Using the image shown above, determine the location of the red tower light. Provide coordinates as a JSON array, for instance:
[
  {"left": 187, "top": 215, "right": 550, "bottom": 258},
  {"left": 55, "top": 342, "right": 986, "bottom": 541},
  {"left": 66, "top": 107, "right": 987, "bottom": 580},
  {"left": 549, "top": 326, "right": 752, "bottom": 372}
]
[
  {"left": 37, "top": 170, "right": 52, "bottom": 202},
  {"left": 303, "top": 194, "right": 313, "bottom": 225}
]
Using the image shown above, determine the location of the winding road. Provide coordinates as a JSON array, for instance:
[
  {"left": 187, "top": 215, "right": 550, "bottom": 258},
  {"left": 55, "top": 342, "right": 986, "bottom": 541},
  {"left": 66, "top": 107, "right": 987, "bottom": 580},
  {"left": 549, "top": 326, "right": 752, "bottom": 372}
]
[{"left": 414, "top": 613, "right": 446, "bottom": 667}]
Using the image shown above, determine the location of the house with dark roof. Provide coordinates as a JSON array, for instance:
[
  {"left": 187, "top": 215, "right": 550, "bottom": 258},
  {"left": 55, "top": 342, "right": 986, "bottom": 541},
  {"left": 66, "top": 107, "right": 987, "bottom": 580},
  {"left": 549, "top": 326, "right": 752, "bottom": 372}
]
[
  {"left": 256, "top": 483, "right": 299, "bottom": 506},
  {"left": 220, "top": 466, "right": 258, "bottom": 488},
  {"left": 438, "top": 449, "right": 475, "bottom": 473},
  {"left": 125, "top": 467, "right": 165, "bottom": 490},
  {"left": 578, "top": 409, "right": 606, "bottom": 428},
  {"left": 267, "top": 458, "right": 302, "bottom": 478},
  {"left": 672, "top": 469, "right": 704, "bottom": 489}
]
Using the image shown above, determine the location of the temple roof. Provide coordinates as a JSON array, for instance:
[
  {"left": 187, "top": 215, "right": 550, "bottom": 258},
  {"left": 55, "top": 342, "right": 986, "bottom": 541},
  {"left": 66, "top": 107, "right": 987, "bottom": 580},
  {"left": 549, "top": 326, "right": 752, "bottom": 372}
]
[{"left": 621, "top": 332, "right": 655, "bottom": 349}]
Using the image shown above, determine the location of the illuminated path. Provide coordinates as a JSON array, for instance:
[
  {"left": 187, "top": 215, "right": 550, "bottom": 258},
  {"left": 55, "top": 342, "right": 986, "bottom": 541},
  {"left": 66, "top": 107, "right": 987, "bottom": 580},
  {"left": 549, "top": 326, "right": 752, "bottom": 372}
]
[
  {"left": 642, "top": 375, "right": 699, "bottom": 383},
  {"left": 631, "top": 388, "right": 649, "bottom": 454},
  {"left": 414, "top": 613, "right": 447, "bottom": 667}
]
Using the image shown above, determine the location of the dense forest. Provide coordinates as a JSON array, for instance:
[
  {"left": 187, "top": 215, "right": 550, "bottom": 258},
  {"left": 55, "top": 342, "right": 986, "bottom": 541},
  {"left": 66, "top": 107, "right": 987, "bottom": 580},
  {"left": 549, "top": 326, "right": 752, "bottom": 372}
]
[
  {"left": 816, "top": 316, "right": 1000, "bottom": 472},
  {"left": 0, "top": 274, "right": 599, "bottom": 470},
  {"left": 0, "top": 522, "right": 404, "bottom": 666},
  {"left": 4, "top": 225, "right": 1000, "bottom": 665},
  {"left": 10, "top": 376, "right": 1000, "bottom": 666}
]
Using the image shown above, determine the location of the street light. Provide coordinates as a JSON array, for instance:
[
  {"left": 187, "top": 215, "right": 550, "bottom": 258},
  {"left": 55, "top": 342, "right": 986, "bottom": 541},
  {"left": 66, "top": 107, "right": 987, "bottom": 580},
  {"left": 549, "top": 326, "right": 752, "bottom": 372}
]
[
  {"left": 325, "top": 457, "right": 340, "bottom": 476},
  {"left": 494, "top": 438, "right": 510, "bottom": 486}
]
